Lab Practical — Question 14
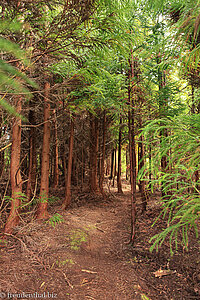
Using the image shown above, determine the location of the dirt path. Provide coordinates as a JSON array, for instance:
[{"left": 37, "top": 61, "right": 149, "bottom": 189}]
[
  {"left": 0, "top": 187, "right": 199, "bottom": 299},
  {"left": 55, "top": 192, "right": 146, "bottom": 300},
  {"left": 0, "top": 190, "right": 148, "bottom": 300}
]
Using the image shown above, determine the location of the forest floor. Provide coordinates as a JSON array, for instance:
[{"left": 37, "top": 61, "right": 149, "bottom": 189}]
[{"left": 0, "top": 180, "right": 200, "bottom": 300}]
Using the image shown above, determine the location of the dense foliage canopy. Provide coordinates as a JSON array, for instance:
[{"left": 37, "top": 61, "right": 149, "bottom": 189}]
[{"left": 0, "top": 0, "right": 200, "bottom": 255}]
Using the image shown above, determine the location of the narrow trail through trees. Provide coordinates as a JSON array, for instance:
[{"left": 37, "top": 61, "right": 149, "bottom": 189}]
[
  {"left": 56, "top": 190, "right": 142, "bottom": 299},
  {"left": 0, "top": 187, "right": 199, "bottom": 299},
  {"left": 1, "top": 188, "right": 146, "bottom": 300}
]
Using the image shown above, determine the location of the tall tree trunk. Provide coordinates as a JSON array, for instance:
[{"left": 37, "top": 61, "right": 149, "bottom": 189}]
[
  {"left": 109, "top": 149, "right": 114, "bottom": 180},
  {"left": 117, "top": 117, "right": 123, "bottom": 194},
  {"left": 129, "top": 110, "right": 137, "bottom": 243},
  {"left": 63, "top": 150, "right": 67, "bottom": 190},
  {"left": 26, "top": 108, "right": 37, "bottom": 202},
  {"left": 138, "top": 117, "right": 147, "bottom": 212},
  {"left": 89, "top": 113, "right": 99, "bottom": 193},
  {"left": 36, "top": 82, "right": 51, "bottom": 219},
  {"left": 4, "top": 96, "right": 22, "bottom": 233},
  {"left": 72, "top": 155, "right": 77, "bottom": 186},
  {"left": 52, "top": 109, "right": 59, "bottom": 189},
  {"left": 106, "top": 158, "right": 110, "bottom": 176},
  {"left": 99, "top": 112, "right": 106, "bottom": 194},
  {"left": 81, "top": 142, "right": 86, "bottom": 190},
  {"left": 125, "top": 146, "right": 129, "bottom": 181},
  {"left": 62, "top": 116, "right": 74, "bottom": 209},
  {"left": 129, "top": 56, "right": 137, "bottom": 244},
  {"left": 112, "top": 149, "right": 117, "bottom": 187}
]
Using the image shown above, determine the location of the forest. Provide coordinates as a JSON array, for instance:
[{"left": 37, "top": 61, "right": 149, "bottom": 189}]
[{"left": 0, "top": 0, "right": 200, "bottom": 299}]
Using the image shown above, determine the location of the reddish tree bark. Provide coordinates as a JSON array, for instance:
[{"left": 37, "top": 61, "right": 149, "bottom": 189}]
[
  {"left": 129, "top": 113, "right": 137, "bottom": 242},
  {"left": 4, "top": 96, "right": 22, "bottom": 233},
  {"left": 36, "top": 82, "right": 51, "bottom": 219},
  {"left": 129, "top": 56, "right": 137, "bottom": 244},
  {"left": 26, "top": 108, "right": 37, "bottom": 202},
  {"left": 112, "top": 149, "right": 116, "bottom": 187},
  {"left": 109, "top": 149, "right": 114, "bottom": 180},
  {"left": 81, "top": 144, "right": 85, "bottom": 189},
  {"left": 89, "top": 112, "right": 99, "bottom": 193},
  {"left": 52, "top": 109, "right": 59, "bottom": 189},
  {"left": 99, "top": 112, "right": 106, "bottom": 194},
  {"left": 62, "top": 116, "right": 74, "bottom": 209},
  {"left": 125, "top": 146, "right": 129, "bottom": 181},
  {"left": 106, "top": 158, "right": 110, "bottom": 176},
  {"left": 138, "top": 117, "right": 147, "bottom": 212},
  {"left": 117, "top": 117, "right": 123, "bottom": 194},
  {"left": 72, "top": 155, "right": 77, "bottom": 186}
]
